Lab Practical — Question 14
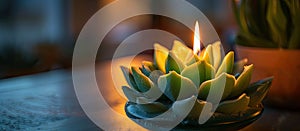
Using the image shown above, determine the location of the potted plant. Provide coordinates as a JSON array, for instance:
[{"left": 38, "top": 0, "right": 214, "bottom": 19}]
[{"left": 232, "top": 0, "right": 300, "bottom": 109}]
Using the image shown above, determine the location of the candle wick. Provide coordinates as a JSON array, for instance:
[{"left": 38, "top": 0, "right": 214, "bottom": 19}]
[{"left": 197, "top": 50, "right": 201, "bottom": 56}]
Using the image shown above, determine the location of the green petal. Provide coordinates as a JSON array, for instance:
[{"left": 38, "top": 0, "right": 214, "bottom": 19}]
[
  {"left": 154, "top": 43, "right": 169, "bottom": 73},
  {"left": 198, "top": 73, "right": 235, "bottom": 102},
  {"left": 171, "top": 40, "right": 193, "bottom": 63},
  {"left": 181, "top": 60, "right": 215, "bottom": 87},
  {"left": 127, "top": 102, "right": 168, "bottom": 118},
  {"left": 120, "top": 66, "right": 139, "bottom": 91},
  {"left": 185, "top": 53, "right": 201, "bottom": 66},
  {"left": 215, "top": 51, "right": 234, "bottom": 77},
  {"left": 122, "top": 86, "right": 153, "bottom": 103},
  {"left": 201, "top": 41, "right": 222, "bottom": 69},
  {"left": 216, "top": 93, "right": 250, "bottom": 114},
  {"left": 165, "top": 51, "right": 186, "bottom": 74},
  {"left": 245, "top": 77, "right": 273, "bottom": 107},
  {"left": 134, "top": 102, "right": 168, "bottom": 114},
  {"left": 131, "top": 66, "right": 155, "bottom": 93},
  {"left": 136, "top": 97, "right": 155, "bottom": 104},
  {"left": 148, "top": 70, "right": 164, "bottom": 85},
  {"left": 202, "top": 44, "right": 213, "bottom": 65},
  {"left": 172, "top": 96, "right": 212, "bottom": 120},
  {"left": 230, "top": 64, "right": 254, "bottom": 98},
  {"left": 211, "top": 41, "right": 222, "bottom": 70},
  {"left": 140, "top": 66, "right": 151, "bottom": 77},
  {"left": 142, "top": 61, "right": 156, "bottom": 71},
  {"left": 233, "top": 58, "right": 248, "bottom": 75},
  {"left": 158, "top": 71, "right": 197, "bottom": 101}
]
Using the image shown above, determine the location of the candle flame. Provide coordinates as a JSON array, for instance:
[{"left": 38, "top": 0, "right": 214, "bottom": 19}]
[{"left": 193, "top": 21, "right": 201, "bottom": 55}]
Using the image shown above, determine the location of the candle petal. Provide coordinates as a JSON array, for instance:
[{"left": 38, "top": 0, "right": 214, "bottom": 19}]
[
  {"left": 141, "top": 65, "right": 152, "bottom": 77},
  {"left": 230, "top": 64, "right": 254, "bottom": 98},
  {"left": 131, "top": 66, "right": 155, "bottom": 93},
  {"left": 172, "top": 40, "right": 193, "bottom": 63},
  {"left": 211, "top": 41, "right": 222, "bottom": 70},
  {"left": 158, "top": 71, "right": 197, "bottom": 101},
  {"left": 134, "top": 102, "right": 168, "bottom": 114},
  {"left": 172, "top": 96, "right": 212, "bottom": 120},
  {"left": 215, "top": 51, "right": 235, "bottom": 77},
  {"left": 122, "top": 86, "right": 154, "bottom": 104},
  {"left": 202, "top": 41, "right": 223, "bottom": 69},
  {"left": 181, "top": 60, "right": 215, "bottom": 87},
  {"left": 142, "top": 61, "right": 157, "bottom": 71},
  {"left": 126, "top": 101, "right": 168, "bottom": 118},
  {"left": 120, "top": 66, "right": 139, "bottom": 92},
  {"left": 202, "top": 44, "right": 213, "bottom": 65},
  {"left": 154, "top": 43, "right": 169, "bottom": 73},
  {"left": 198, "top": 73, "right": 236, "bottom": 102},
  {"left": 245, "top": 77, "right": 273, "bottom": 107},
  {"left": 216, "top": 93, "right": 250, "bottom": 114},
  {"left": 185, "top": 53, "right": 201, "bottom": 66},
  {"left": 165, "top": 51, "right": 186, "bottom": 74}
]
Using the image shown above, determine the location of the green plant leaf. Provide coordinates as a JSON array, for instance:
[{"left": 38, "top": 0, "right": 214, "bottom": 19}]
[
  {"left": 216, "top": 51, "right": 234, "bottom": 77},
  {"left": 172, "top": 96, "right": 212, "bottom": 120},
  {"left": 198, "top": 73, "right": 235, "bottom": 102},
  {"left": 131, "top": 66, "right": 155, "bottom": 93},
  {"left": 267, "top": 0, "right": 288, "bottom": 48},
  {"left": 216, "top": 93, "right": 250, "bottom": 114},
  {"left": 236, "top": 31, "right": 276, "bottom": 48},
  {"left": 232, "top": 0, "right": 250, "bottom": 34},
  {"left": 245, "top": 77, "right": 273, "bottom": 107},
  {"left": 158, "top": 71, "right": 197, "bottom": 101},
  {"left": 245, "top": 0, "right": 269, "bottom": 38},
  {"left": 232, "top": 0, "right": 242, "bottom": 31},
  {"left": 154, "top": 43, "right": 169, "bottom": 73},
  {"left": 239, "top": 0, "right": 250, "bottom": 34},
  {"left": 286, "top": 0, "right": 300, "bottom": 48},
  {"left": 165, "top": 51, "right": 186, "bottom": 74},
  {"left": 181, "top": 60, "right": 215, "bottom": 87},
  {"left": 232, "top": 0, "right": 278, "bottom": 48},
  {"left": 230, "top": 64, "right": 254, "bottom": 98}
]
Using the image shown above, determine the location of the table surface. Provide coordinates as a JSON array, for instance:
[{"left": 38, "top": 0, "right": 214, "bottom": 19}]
[{"left": 0, "top": 56, "right": 300, "bottom": 131}]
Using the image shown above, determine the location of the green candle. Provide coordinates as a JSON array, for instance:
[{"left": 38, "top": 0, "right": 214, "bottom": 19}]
[{"left": 121, "top": 21, "right": 273, "bottom": 122}]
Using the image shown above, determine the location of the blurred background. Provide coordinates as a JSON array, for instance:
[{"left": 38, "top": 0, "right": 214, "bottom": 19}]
[
  {"left": 0, "top": 0, "right": 236, "bottom": 78},
  {"left": 1, "top": 0, "right": 300, "bottom": 130}
]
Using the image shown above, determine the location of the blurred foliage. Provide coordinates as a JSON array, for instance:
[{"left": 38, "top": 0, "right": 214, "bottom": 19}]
[{"left": 232, "top": 0, "right": 300, "bottom": 49}]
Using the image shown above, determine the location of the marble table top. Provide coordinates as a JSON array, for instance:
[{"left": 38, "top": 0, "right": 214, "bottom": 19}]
[{"left": 0, "top": 56, "right": 299, "bottom": 130}]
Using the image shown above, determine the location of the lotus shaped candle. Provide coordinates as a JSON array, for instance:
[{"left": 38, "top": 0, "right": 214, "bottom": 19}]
[{"left": 121, "top": 40, "right": 272, "bottom": 130}]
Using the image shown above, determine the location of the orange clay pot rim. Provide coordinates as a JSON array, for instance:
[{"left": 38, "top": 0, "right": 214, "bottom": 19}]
[{"left": 236, "top": 45, "right": 300, "bottom": 52}]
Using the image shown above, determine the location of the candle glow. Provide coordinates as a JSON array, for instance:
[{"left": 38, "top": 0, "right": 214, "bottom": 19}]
[{"left": 193, "top": 21, "right": 201, "bottom": 55}]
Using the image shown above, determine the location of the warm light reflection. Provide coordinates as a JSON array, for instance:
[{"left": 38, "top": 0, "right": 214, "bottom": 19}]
[{"left": 193, "top": 21, "right": 201, "bottom": 55}]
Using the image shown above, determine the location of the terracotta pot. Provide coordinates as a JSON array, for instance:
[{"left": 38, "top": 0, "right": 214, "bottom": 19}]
[{"left": 236, "top": 45, "right": 300, "bottom": 109}]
